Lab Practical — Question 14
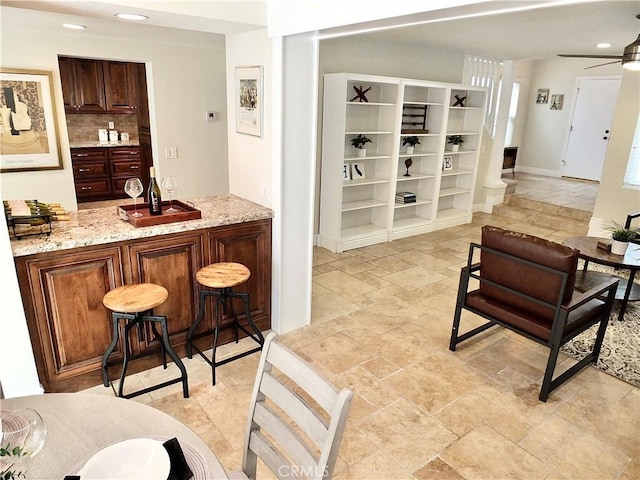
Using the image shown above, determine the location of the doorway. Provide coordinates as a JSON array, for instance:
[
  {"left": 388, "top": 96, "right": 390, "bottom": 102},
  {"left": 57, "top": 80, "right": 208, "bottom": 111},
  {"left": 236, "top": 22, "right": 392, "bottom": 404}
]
[{"left": 562, "top": 76, "right": 622, "bottom": 181}]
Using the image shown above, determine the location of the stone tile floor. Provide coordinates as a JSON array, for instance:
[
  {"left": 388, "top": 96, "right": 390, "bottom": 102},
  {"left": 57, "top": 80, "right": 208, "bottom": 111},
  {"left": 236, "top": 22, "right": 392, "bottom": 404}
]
[
  {"left": 83, "top": 195, "right": 639, "bottom": 479},
  {"left": 507, "top": 172, "right": 598, "bottom": 212}
]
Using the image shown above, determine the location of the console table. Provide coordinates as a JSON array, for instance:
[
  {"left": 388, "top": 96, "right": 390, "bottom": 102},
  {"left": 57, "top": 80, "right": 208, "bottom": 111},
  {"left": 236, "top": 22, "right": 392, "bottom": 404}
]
[{"left": 563, "top": 236, "right": 640, "bottom": 321}]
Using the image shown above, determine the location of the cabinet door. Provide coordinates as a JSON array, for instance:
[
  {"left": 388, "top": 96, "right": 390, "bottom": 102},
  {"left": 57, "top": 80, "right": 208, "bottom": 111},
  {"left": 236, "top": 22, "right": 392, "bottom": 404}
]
[
  {"left": 208, "top": 220, "right": 272, "bottom": 330},
  {"left": 127, "top": 233, "right": 206, "bottom": 350},
  {"left": 16, "top": 247, "right": 124, "bottom": 390},
  {"left": 58, "top": 56, "right": 78, "bottom": 112},
  {"left": 74, "top": 58, "right": 106, "bottom": 113},
  {"left": 103, "top": 61, "right": 137, "bottom": 113}
]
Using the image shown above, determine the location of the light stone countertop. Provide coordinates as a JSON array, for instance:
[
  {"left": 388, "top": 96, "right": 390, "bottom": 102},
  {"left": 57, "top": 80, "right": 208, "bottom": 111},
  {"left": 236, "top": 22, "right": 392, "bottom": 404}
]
[
  {"left": 69, "top": 140, "right": 140, "bottom": 148},
  {"left": 10, "top": 194, "right": 273, "bottom": 257}
]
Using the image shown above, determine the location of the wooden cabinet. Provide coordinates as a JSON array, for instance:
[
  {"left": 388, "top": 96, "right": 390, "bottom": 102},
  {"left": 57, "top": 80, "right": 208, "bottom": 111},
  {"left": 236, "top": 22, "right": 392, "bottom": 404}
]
[
  {"left": 59, "top": 57, "right": 106, "bottom": 113},
  {"left": 72, "top": 146, "right": 145, "bottom": 202},
  {"left": 58, "top": 56, "right": 138, "bottom": 114},
  {"left": 319, "top": 73, "right": 487, "bottom": 252},
  {"left": 14, "top": 219, "right": 272, "bottom": 393},
  {"left": 15, "top": 247, "right": 125, "bottom": 392},
  {"left": 103, "top": 61, "right": 137, "bottom": 113}
]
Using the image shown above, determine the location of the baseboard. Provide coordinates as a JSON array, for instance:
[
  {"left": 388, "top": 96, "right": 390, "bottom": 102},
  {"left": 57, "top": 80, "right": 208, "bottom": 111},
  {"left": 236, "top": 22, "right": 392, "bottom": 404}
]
[{"left": 516, "top": 165, "right": 562, "bottom": 177}]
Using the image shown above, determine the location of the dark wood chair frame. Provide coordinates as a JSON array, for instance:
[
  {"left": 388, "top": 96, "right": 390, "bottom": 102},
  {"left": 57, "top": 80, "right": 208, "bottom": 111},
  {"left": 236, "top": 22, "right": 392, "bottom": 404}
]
[
  {"left": 450, "top": 242, "right": 619, "bottom": 402},
  {"left": 625, "top": 212, "right": 640, "bottom": 244}
]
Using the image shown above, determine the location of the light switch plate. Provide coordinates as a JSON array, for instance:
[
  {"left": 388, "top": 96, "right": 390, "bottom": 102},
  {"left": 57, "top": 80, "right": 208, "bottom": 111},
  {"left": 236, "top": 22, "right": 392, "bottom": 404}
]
[{"left": 165, "top": 147, "right": 178, "bottom": 159}]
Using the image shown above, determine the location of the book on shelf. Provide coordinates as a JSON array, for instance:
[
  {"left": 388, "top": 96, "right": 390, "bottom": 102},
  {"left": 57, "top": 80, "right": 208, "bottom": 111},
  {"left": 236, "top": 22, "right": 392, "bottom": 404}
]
[{"left": 395, "top": 191, "right": 416, "bottom": 203}]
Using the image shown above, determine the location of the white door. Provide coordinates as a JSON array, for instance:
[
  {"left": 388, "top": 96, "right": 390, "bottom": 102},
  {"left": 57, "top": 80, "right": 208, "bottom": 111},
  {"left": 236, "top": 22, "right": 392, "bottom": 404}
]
[{"left": 562, "top": 77, "right": 621, "bottom": 181}]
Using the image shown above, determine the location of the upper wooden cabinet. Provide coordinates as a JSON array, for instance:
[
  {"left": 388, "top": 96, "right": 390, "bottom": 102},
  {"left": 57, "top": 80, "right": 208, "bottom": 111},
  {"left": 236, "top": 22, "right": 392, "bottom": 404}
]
[{"left": 59, "top": 56, "right": 138, "bottom": 114}]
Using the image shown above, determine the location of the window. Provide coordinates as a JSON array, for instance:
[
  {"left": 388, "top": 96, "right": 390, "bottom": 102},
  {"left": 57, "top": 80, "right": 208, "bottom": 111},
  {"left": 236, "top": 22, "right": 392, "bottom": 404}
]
[
  {"left": 463, "top": 55, "right": 501, "bottom": 134},
  {"left": 623, "top": 113, "right": 640, "bottom": 189}
]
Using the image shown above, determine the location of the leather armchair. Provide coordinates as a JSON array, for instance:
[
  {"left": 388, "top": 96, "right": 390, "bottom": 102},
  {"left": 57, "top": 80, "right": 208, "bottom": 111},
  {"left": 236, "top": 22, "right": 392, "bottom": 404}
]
[{"left": 449, "top": 225, "right": 619, "bottom": 401}]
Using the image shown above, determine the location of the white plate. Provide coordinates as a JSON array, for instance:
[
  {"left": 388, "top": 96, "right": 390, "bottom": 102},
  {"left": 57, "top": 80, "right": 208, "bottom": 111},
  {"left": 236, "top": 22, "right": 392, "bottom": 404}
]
[{"left": 78, "top": 438, "right": 171, "bottom": 480}]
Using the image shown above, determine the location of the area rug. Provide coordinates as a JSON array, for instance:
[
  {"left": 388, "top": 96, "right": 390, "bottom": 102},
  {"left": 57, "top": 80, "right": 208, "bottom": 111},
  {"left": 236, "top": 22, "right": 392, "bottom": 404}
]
[{"left": 561, "top": 302, "right": 640, "bottom": 388}]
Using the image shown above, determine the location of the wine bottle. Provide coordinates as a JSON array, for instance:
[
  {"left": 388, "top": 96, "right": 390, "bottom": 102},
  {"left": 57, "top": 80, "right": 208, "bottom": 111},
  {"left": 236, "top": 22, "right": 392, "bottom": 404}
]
[{"left": 148, "top": 167, "right": 162, "bottom": 215}]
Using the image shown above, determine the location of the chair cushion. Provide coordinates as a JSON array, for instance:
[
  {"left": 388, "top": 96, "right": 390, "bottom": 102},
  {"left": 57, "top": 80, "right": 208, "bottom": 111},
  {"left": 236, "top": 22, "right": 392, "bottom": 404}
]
[
  {"left": 465, "top": 290, "right": 606, "bottom": 341},
  {"left": 479, "top": 226, "right": 579, "bottom": 324}
]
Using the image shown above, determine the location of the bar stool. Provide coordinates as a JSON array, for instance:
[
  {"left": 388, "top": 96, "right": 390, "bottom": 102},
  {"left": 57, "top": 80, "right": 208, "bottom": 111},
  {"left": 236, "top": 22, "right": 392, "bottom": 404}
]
[
  {"left": 101, "top": 283, "right": 189, "bottom": 399},
  {"left": 186, "top": 262, "right": 264, "bottom": 385}
]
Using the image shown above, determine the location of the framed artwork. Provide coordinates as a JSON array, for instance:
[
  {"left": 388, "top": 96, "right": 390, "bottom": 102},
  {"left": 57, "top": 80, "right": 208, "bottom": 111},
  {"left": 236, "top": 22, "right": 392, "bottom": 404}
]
[
  {"left": 235, "top": 65, "right": 262, "bottom": 137},
  {"left": 550, "top": 94, "right": 564, "bottom": 110},
  {"left": 1, "top": 68, "right": 63, "bottom": 172},
  {"left": 342, "top": 163, "right": 350, "bottom": 181},
  {"left": 443, "top": 156, "right": 453, "bottom": 171},
  {"left": 350, "top": 162, "right": 366, "bottom": 180},
  {"left": 536, "top": 88, "right": 549, "bottom": 104}
]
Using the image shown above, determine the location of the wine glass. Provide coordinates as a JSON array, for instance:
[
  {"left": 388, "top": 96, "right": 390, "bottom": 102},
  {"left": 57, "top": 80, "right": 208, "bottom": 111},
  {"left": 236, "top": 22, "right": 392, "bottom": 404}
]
[
  {"left": 1, "top": 408, "right": 47, "bottom": 464},
  {"left": 161, "top": 176, "right": 178, "bottom": 213},
  {"left": 124, "top": 177, "right": 144, "bottom": 218}
]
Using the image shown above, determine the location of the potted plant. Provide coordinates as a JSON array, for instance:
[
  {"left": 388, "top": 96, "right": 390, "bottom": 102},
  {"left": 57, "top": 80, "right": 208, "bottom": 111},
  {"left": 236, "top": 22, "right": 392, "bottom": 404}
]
[
  {"left": 351, "top": 134, "right": 372, "bottom": 157},
  {"left": 447, "top": 135, "right": 464, "bottom": 152},
  {"left": 608, "top": 221, "right": 637, "bottom": 255},
  {"left": 402, "top": 136, "right": 420, "bottom": 154}
]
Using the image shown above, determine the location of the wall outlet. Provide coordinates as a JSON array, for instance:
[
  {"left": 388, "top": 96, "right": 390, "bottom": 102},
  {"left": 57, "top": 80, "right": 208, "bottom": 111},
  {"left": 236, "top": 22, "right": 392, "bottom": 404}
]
[
  {"left": 205, "top": 111, "right": 217, "bottom": 122},
  {"left": 108, "top": 121, "right": 115, "bottom": 129},
  {"left": 165, "top": 147, "right": 178, "bottom": 159},
  {"left": 259, "top": 184, "right": 269, "bottom": 200}
]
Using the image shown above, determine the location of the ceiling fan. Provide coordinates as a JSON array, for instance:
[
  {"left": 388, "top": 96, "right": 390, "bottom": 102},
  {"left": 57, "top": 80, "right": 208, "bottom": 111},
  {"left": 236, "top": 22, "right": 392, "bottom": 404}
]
[{"left": 557, "top": 14, "right": 640, "bottom": 70}]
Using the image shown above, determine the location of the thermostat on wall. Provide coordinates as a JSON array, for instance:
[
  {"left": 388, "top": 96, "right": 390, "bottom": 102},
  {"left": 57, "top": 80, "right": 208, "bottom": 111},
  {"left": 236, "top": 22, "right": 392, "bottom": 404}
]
[{"left": 206, "top": 111, "right": 216, "bottom": 122}]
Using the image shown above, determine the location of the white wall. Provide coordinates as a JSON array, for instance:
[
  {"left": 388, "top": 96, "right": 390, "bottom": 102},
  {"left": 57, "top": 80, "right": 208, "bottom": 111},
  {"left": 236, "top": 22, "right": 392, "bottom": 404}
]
[
  {"left": 225, "top": 29, "right": 273, "bottom": 208},
  {"left": 0, "top": 7, "right": 229, "bottom": 211},
  {"left": 517, "top": 57, "right": 620, "bottom": 176},
  {"left": 0, "top": 218, "right": 42, "bottom": 398}
]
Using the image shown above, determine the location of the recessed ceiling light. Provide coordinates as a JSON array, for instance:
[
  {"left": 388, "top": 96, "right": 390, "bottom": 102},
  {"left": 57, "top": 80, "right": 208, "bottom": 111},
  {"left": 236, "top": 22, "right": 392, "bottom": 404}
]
[
  {"left": 115, "top": 13, "right": 148, "bottom": 21},
  {"left": 596, "top": 42, "right": 611, "bottom": 49},
  {"left": 63, "top": 23, "right": 86, "bottom": 30}
]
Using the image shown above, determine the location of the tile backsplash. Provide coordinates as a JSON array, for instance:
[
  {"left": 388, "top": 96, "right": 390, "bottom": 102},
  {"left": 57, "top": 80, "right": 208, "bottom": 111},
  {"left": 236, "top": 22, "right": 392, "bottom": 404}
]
[{"left": 66, "top": 114, "right": 139, "bottom": 143}]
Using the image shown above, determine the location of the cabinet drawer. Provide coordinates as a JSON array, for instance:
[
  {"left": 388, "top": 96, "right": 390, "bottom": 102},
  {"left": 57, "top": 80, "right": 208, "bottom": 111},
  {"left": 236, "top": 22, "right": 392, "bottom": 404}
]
[
  {"left": 73, "top": 161, "right": 109, "bottom": 179},
  {"left": 75, "top": 179, "right": 111, "bottom": 197},
  {"left": 111, "top": 159, "right": 143, "bottom": 176},
  {"left": 109, "top": 147, "right": 140, "bottom": 159},
  {"left": 71, "top": 148, "right": 108, "bottom": 162}
]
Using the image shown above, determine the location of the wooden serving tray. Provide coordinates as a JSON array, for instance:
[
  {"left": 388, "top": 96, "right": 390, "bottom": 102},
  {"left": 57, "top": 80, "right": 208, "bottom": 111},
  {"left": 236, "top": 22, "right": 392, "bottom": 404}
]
[{"left": 118, "top": 200, "right": 201, "bottom": 227}]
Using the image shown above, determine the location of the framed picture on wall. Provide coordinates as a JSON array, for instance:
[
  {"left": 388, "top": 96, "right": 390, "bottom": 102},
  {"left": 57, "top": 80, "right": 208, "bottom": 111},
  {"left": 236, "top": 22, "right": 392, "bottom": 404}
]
[
  {"left": 550, "top": 94, "right": 564, "bottom": 110},
  {"left": 1, "top": 68, "right": 63, "bottom": 172},
  {"left": 536, "top": 88, "right": 549, "bottom": 104},
  {"left": 235, "top": 65, "right": 263, "bottom": 137}
]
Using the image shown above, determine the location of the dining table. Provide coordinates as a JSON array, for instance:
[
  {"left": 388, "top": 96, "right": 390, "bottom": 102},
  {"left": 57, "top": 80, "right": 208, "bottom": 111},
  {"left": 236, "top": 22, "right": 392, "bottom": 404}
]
[{"left": 1, "top": 393, "right": 230, "bottom": 479}]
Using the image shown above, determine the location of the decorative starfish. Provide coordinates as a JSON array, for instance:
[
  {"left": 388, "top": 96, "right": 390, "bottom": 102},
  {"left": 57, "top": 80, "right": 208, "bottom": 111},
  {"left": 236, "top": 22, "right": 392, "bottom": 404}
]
[
  {"left": 350, "top": 85, "right": 371, "bottom": 102},
  {"left": 452, "top": 95, "right": 467, "bottom": 107}
]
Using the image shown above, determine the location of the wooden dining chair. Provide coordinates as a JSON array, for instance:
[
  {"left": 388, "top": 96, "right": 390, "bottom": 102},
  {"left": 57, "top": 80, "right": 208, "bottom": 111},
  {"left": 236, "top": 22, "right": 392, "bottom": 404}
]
[{"left": 230, "top": 332, "right": 353, "bottom": 480}]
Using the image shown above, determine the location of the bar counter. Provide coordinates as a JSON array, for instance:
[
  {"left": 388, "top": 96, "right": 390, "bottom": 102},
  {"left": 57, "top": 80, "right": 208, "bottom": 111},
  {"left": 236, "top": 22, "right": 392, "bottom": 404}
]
[
  {"left": 11, "top": 194, "right": 273, "bottom": 256},
  {"left": 12, "top": 194, "right": 273, "bottom": 393}
]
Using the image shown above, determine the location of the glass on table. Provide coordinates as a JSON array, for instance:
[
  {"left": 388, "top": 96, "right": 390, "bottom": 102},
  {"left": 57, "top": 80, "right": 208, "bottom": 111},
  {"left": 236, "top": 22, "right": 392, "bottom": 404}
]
[
  {"left": 124, "top": 177, "right": 144, "bottom": 218},
  {"left": 161, "top": 176, "right": 178, "bottom": 213},
  {"left": 1, "top": 408, "right": 47, "bottom": 476}
]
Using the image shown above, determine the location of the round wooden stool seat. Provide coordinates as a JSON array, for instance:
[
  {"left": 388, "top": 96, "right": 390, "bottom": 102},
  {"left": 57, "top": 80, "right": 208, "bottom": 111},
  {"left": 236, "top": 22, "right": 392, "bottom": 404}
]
[
  {"left": 103, "top": 283, "right": 168, "bottom": 313},
  {"left": 196, "top": 262, "right": 250, "bottom": 289}
]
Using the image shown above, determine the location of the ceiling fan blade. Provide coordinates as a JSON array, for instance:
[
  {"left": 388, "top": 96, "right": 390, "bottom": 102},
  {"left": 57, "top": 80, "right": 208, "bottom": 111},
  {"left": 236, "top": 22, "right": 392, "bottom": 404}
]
[
  {"left": 557, "top": 54, "right": 623, "bottom": 59},
  {"left": 584, "top": 60, "right": 623, "bottom": 69}
]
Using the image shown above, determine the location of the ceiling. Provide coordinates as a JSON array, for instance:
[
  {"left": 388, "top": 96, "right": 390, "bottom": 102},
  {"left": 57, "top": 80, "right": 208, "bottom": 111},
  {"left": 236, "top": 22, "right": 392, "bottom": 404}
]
[{"left": 1, "top": 0, "right": 639, "bottom": 66}]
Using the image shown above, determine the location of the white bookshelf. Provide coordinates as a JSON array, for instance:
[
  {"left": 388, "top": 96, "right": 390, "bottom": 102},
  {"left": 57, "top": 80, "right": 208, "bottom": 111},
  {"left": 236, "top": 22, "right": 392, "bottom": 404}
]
[{"left": 319, "top": 73, "right": 486, "bottom": 252}]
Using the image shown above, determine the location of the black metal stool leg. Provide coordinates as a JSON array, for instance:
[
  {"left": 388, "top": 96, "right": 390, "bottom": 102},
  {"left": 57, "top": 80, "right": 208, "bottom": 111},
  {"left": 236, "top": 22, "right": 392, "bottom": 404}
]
[
  {"left": 118, "top": 315, "right": 138, "bottom": 398},
  {"left": 211, "top": 295, "right": 224, "bottom": 385},
  {"left": 156, "top": 317, "right": 189, "bottom": 398},
  {"left": 187, "top": 289, "right": 208, "bottom": 358},
  {"left": 102, "top": 312, "right": 121, "bottom": 387},
  {"left": 150, "top": 321, "right": 168, "bottom": 369}
]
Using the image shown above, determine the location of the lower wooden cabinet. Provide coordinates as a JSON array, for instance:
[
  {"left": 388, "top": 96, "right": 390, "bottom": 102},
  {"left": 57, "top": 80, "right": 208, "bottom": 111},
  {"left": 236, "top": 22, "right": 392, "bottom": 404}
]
[{"left": 15, "top": 219, "right": 272, "bottom": 392}]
